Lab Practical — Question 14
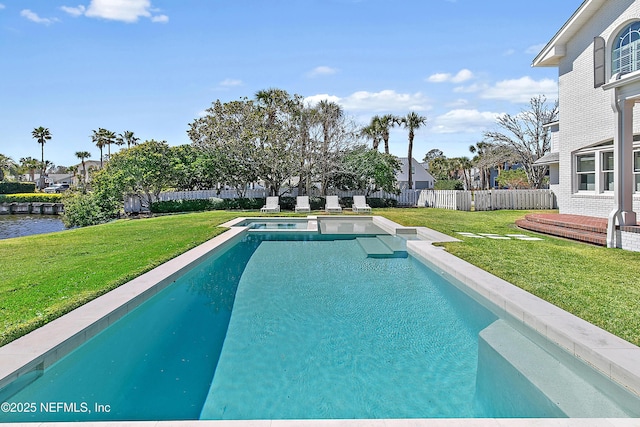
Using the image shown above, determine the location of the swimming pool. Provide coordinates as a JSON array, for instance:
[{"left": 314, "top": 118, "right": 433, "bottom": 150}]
[{"left": 1, "top": 216, "right": 639, "bottom": 425}]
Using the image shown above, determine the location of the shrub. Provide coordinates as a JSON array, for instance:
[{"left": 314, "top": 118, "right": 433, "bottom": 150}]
[
  {"left": 0, "top": 182, "right": 36, "bottom": 195},
  {"left": 150, "top": 199, "right": 212, "bottom": 213},
  {"left": 62, "top": 192, "right": 109, "bottom": 228},
  {"left": 434, "top": 180, "right": 464, "bottom": 190},
  {"left": 150, "top": 197, "right": 266, "bottom": 213},
  {"left": 0, "top": 193, "right": 63, "bottom": 203},
  {"left": 367, "top": 197, "right": 397, "bottom": 208}
]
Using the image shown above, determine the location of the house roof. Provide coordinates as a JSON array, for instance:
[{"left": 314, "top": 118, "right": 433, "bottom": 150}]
[
  {"left": 396, "top": 157, "right": 435, "bottom": 182},
  {"left": 532, "top": 0, "right": 607, "bottom": 67},
  {"left": 533, "top": 151, "right": 559, "bottom": 166}
]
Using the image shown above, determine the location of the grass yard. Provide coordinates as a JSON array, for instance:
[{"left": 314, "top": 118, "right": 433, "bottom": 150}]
[
  {"left": 1, "top": 208, "right": 639, "bottom": 348},
  {"left": 0, "top": 211, "right": 237, "bottom": 346}
]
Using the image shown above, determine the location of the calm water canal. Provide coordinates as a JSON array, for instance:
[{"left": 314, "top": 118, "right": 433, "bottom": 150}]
[{"left": 0, "top": 215, "right": 66, "bottom": 240}]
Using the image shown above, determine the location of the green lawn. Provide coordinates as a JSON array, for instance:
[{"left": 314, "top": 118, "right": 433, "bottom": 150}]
[{"left": 1, "top": 208, "right": 639, "bottom": 348}]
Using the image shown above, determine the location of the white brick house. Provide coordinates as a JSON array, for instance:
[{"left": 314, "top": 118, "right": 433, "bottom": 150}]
[{"left": 533, "top": 0, "right": 640, "bottom": 249}]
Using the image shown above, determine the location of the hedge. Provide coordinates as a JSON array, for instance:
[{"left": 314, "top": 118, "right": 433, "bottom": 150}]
[
  {"left": 150, "top": 198, "right": 266, "bottom": 213},
  {"left": 0, "top": 193, "right": 63, "bottom": 203},
  {"left": 0, "top": 182, "right": 36, "bottom": 195},
  {"left": 150, "top": 196, "right": 397, "bottom": 213}
]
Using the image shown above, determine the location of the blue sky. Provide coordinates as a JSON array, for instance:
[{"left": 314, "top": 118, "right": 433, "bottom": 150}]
[{"left": 0, "top": 0, "right": 583, "bottom": 168}]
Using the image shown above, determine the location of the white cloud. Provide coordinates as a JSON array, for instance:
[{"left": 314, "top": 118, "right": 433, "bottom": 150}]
[
  {"left": 82, "top": 0, "right": 168, "bottom": 23},
  {"left": 480, "top": 76, "right": 558, "bottom": 103},
  {"left": 343, "top": 90, "right": 430, "bottom": 112},
  {"left": 431, "top": 109, "right": 502, "bottom": 134},
  {"left": 446, "top": 98, "right": 469, "bottom": 108},
  {"left": 151, "top": 14, "right": 168, "bottom": 23},
  {"left": 503, "top": 48, "right": 516, "bottom": 56},
  {"left": 61, "top": 5, "right": 86, "bottom": 17},
  {"left": 20, "top": 9, "right": 57, "bottom": 25},
  {"left": 219, "top": 78, "right": 243, "bottom": 88},
  {"left": 305, "top": 90, "right": 429, "bottom": 113},
  {"left": 427, "top": 69, "right": 474, "bottom": 84},
  {"left": 304, "top": 94, "right": 342, "bottom": 107},
  {"left": 526, "top": 43, "right": 546, "bottom": 55},
  {"left": 307, "top": 66, "right": 338, "bottom": 78},
  {"left": 0, "top": 4, "right": 5, "bottom": 10}
]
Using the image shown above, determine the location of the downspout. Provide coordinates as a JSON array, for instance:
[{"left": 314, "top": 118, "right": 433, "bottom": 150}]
[{"left": 607, "top": 81, "right": 624, "bottom": 247}]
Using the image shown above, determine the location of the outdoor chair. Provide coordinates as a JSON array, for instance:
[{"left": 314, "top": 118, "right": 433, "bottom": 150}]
[
  {"left": 295, "top": 196, "right": 311, "bottom": 213},
  {"left": 324, "top": 195, "right": 342, "bottom": 213},
  {"left": 260, "top": 196, "right": 280, "bottom": 213},
  {"left": 352, "top": 195, "right": 372, "bottom": 213}
]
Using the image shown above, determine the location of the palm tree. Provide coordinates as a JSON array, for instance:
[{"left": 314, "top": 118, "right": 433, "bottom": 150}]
[
  {"left": 398, "top": 112, "right": 427, "bottom": 189},
  {"left": 104, "top": 129, "right": 117, "bottom": 159},
  {"left": 316, "top": 100, "right": 344, "bottom": 195},
  {"left": 75, "top": 151, "right": 92, "bottom": 187},
  {"left": 117, "top": 130, "right": 139, "bottom": 149},
  {"left": 360, "top": 116, "right": 383, "bottom": 151},
  {"left": 31, "top": 126, "right": 52, "bottom": 188},
  {"left": 92, "top": 128, "right": 116, "bottom": 167},
  {"left": 377, "top": 114, "right": 397, "bottom": 154},
  {"left": 19, "top": 157, "right": 39, "bottom": 182},
  {"left": 0, "top": 154, "right": 16, "bottom": 181}
]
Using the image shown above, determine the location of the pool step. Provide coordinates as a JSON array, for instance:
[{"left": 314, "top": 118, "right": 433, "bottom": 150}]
[
  {"left": 356, "top": 236, "right": 407, "bottom": 258},
  {"left": 476, "top": 320, "right": 635, "bottom": 417}
]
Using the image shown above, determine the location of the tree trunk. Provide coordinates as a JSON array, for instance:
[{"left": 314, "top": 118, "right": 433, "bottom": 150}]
[{"left": 407, "top": 132, "right": 414, "bottom": 189}]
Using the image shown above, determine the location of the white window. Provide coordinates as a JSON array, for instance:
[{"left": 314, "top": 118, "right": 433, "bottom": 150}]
[
  {"left": 602, "top": 151, "right": 614, "bottom": 191},
  {"left": 613, "top": 21, "right": 640, "bottom": 75},
  {"left": 577, "top": 154, "right": 595, "bottom": 191},
  {"left": 635, "top": 151, "right": 640, "bottom": 192}
]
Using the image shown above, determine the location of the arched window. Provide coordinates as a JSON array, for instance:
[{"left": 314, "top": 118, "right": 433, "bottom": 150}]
[{"left": 612, "top": 21, "right": 640, "bottom": 75}]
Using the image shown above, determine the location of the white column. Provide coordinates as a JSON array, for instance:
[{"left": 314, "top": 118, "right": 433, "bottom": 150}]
[
  {"left": 615, "top": 97, "right": 636, "bottom": 224},
  {"left": 608, "top": 94, "right": 637, "bottom": 247}
]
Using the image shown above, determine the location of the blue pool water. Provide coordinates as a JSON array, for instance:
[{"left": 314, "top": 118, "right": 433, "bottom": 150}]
[{"left": 2, "top": 231, "right": 637, "bottom": 421}]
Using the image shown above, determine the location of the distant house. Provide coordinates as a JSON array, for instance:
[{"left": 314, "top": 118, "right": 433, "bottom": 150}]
[
  {"left": 45, "top": 174, "right": 74, "bottom": 186},
  {"left": 74, "top": 160, "right": 101, "bottom": 184},
  {"left": 532, "top": 0, "right": 640, "bottom": 249},
  {"left": 397, "top": 158, "right": 435, "bottom": 190}
]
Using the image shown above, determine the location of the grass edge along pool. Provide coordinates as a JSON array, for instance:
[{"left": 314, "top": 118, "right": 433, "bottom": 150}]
[{"left": 0, "top": 216, "right": 639, "bottom": 424}]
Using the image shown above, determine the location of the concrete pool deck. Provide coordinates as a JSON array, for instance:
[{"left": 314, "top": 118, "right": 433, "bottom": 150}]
[{"left": 1, "top": 216, "right": 639, "bottom": 426}]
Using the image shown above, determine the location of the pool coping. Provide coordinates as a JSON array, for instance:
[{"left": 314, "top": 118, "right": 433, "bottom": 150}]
[{"left": 1, "top": 216, "right": 639, "bottom": 427}]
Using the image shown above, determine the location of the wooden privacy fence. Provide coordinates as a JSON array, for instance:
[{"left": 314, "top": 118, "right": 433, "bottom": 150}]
[
  {"left": 125, "top": 188, "right": 556, "bottom": 212},
  {"left": 417, "top": 189, "right": 556, "bottom": 211},
  {"left": 472, "top": 189, "right": 557, "bottom": 211},
  {"left": 419, "top": 190, "right": 472, "bottom": 211}
]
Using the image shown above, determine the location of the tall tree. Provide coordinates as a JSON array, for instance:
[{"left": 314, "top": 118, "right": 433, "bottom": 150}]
[
  {"left": 377, "top": 114, "right": 397, "bottom": 154},
  {"left": 254, "top": 88, "right": 302, "bottom": 195},
  {"left": 117, "top": 130, "right": 140, "bottom": 149},
  {"left": 75, "top": 151, "right": 92, "bottom": 188},
  {"left": 360, "top": 116, "right": 383, "bottom": 151},
  {"left": 398, "top": 112, "right": 427, "bottom": 189},
  {"left": 482, "top": 95, "right": 558, "bottom": 189},
  {"left": 92, "top": 128, "right": 116, "bottom": 167},
  {"left": 0, "top": 154, "right": 17, "bottom": 181},
  {"left": 31, "top": 126, "right": 52, "bottom": 188},
  {"left": 316, "top": 100, "right": 346, "bottom": 195},
  {"left": 19, "top": 157, "right": 39, "bottom": 182}
]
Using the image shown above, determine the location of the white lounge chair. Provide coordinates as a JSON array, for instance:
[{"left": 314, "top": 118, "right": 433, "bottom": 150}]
[
  {"left": 325, "top": 195, "right": 342, "bottom": 213},
  {"left": 295, "top": 196, "right": 311, "bottom": 213},
  {"left": 260, "top": 196, "right": 280, "bottom": 213},
  {"left": 352, "top": 195, "right": 371, "bottom": 213}
]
